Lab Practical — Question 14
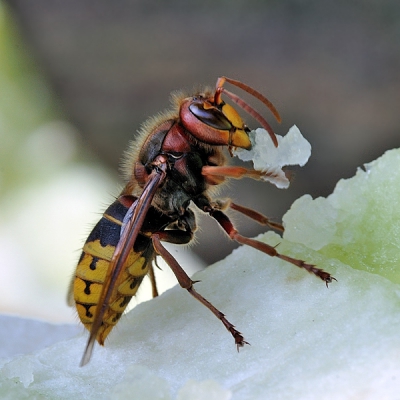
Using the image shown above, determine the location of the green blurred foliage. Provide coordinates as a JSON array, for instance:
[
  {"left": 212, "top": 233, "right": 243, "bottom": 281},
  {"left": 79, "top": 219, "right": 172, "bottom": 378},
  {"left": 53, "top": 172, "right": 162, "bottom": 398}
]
[{"left": 0, "top": 2, "right": 63, "bottom": 196}]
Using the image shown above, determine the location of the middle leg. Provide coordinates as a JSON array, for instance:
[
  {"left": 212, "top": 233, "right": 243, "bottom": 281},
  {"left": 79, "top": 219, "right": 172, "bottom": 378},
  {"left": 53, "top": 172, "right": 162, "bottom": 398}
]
[
  {"left": 211, "top": 198, "right": 284, "bottom": 232},
  {"left": 202, "top": 205, "right": 334, "bottom": 286}
]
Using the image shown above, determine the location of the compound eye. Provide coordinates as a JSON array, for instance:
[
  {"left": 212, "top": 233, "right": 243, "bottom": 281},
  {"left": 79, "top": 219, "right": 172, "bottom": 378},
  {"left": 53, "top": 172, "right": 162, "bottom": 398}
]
[{"left": 189, "top": 102, "right": 232, "bottom": 131}]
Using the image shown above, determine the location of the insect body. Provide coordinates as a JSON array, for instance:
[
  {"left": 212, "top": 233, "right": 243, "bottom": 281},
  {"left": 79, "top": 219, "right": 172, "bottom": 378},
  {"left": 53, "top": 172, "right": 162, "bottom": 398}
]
[
  {"left": 69, "top": 77, "right": 334, "bottom": 366},
  {"left": 72, "top": 196, "right": 168, "bottom": 344}
]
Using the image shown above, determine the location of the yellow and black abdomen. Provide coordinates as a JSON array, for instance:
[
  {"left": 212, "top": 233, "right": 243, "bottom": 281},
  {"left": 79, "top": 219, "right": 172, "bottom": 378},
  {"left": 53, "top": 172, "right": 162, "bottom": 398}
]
[{"left": 71, "top": 198, "right": 153, "bottom": 345}]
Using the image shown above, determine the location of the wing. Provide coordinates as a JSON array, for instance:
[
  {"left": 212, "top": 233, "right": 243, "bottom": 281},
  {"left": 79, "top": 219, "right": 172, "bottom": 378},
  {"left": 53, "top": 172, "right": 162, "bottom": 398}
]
[{"left": 80, "top": 157, "right": 168, "bottom": 366}]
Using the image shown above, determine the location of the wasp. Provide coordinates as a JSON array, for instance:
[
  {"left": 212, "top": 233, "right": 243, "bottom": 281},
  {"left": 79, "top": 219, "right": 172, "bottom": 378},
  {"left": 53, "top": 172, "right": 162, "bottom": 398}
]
[{"left": 68, "top": 76, "right": 334, "bottom": 366}]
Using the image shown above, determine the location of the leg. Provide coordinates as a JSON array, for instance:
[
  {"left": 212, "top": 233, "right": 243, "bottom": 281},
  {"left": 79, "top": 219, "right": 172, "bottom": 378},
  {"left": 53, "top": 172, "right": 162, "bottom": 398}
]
[
  {"left": 147, "top": 207, "right": 197, "bottom": 299},
  {"left": 152, "top": 233, "right": 248, "bottom": 349},
  {"left": 206, "top": 208, "right": 335, "bottom": 287},
  {"left": 202, "top": 165, "right": 289, "bottom": 191},
  {"left": 202, "top": 165, "right": 278, "bottom": 180},
  {"left": 212, "top": 199, "right": 284, "bottom": 232},
  {"left": 148, "top": 263, "right": 159, "bottom": 298}
]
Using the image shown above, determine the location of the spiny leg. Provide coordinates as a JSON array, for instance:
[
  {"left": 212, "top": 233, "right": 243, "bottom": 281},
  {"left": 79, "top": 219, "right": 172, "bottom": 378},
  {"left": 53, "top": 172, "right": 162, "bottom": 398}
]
[
  {"left": 212, "top": 199, "right": 284, "bottom": 232},
  {"left": 207, "top": 208, "right": 335, "bottom": 286},
  {"left": 202, "top": 165, "right": 281, "bottom": 181},
  {"left": 152, "top": 233, "right": 248, "bottom": 349}
]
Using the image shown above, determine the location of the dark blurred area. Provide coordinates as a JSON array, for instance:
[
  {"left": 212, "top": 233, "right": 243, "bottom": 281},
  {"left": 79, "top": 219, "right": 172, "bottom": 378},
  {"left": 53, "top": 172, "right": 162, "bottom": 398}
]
[{"left": 6, "top": 0, "right": 400, "bottom": 264}]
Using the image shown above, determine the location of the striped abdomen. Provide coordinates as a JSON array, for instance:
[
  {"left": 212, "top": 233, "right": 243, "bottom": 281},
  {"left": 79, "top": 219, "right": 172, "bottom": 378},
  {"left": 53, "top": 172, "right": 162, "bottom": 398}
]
[{"left": 72, "top": 198, "right": 154, "bottom": 344}]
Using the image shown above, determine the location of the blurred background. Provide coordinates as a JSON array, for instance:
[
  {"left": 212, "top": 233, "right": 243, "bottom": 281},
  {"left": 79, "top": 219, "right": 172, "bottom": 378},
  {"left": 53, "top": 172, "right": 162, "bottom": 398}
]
[{"left": 0, "top": 0, "right": 399, "bottom": 324}]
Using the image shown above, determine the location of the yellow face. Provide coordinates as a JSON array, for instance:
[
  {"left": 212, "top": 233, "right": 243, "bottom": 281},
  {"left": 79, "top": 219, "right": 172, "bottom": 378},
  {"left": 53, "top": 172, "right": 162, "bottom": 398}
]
[{"left": 220, "top": 102, "right": 252, "bottom": 149}]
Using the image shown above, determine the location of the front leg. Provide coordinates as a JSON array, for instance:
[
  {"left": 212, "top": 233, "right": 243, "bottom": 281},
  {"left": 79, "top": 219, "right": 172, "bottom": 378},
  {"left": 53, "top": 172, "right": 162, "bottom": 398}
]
[{"left": 202, "top": 165, "right": 284, "bottom": 182}]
